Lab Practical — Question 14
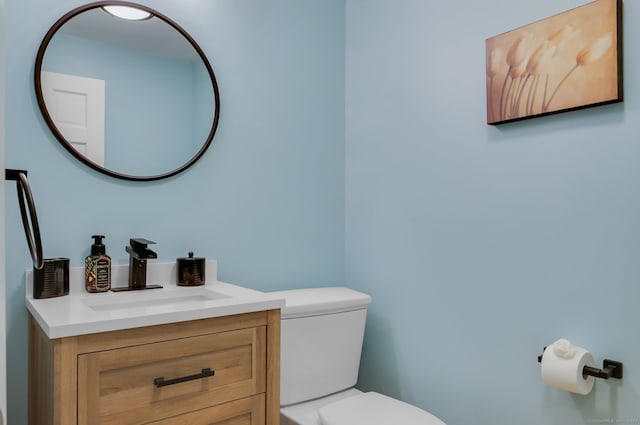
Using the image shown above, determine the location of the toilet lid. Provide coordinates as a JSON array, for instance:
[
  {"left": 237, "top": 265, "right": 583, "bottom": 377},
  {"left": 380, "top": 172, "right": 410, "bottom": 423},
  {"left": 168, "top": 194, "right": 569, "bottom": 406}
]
[{"left": 318, "top": 392, "right": 446, "bottom": 425}]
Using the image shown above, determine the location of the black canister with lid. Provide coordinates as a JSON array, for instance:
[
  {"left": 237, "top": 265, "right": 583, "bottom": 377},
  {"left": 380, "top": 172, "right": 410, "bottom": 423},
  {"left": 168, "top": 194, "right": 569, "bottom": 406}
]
[{"left": 177, "top": 251, "right": 205, "bottom": 286}]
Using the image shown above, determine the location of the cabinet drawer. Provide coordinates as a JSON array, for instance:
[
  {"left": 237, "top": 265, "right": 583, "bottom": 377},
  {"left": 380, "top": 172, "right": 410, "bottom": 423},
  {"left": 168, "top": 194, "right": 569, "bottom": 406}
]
[
  {"left": 149, "top": 394, "right": 265, "bottom": 425},
  {"left": 78, "top": 326, "right": 266, "bottom": 425}
]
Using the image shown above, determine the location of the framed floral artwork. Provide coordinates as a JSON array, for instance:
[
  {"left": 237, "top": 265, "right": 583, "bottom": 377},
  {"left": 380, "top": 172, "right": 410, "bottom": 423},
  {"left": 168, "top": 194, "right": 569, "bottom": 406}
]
[{"left": 486, "top": 0, "right": 622, "bottom": 125}]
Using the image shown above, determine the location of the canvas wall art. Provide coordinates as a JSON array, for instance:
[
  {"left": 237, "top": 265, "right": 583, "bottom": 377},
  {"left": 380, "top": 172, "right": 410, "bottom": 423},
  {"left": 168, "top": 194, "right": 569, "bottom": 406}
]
[{"left": 486, "top": 0, "right": 622, "bottom": 125}]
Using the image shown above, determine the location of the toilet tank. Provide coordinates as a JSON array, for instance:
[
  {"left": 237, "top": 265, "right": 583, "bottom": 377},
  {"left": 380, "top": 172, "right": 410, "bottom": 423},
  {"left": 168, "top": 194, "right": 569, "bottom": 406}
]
[{"left": 272, "top": 287, "right": 372, "bottom": 406}]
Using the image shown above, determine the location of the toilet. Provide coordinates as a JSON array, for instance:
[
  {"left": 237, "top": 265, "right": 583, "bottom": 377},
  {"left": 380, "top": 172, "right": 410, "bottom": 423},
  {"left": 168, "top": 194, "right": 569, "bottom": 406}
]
[{"left": 271, "top": 287, "right": 446, "bottom": 425}]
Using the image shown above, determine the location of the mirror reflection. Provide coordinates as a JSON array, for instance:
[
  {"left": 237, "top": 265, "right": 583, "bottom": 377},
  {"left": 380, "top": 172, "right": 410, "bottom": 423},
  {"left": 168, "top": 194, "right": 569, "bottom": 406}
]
[{"left": 36, "top": 2, "right": 219, "bottom": 180}]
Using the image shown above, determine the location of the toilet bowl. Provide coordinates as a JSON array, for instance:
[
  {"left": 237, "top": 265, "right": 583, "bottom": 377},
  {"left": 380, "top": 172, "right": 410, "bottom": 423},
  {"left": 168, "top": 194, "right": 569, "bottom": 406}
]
[
  {"left": 281, "top": 388, "right": 446, "bottom": 425},
  {"left": 272, "top": 287, "right": 446, "bottom": 425}
]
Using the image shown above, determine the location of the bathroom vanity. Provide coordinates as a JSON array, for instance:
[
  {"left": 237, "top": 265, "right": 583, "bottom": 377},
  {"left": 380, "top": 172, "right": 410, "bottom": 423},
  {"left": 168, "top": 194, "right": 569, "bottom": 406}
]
[{"left": 26, "top": 262, "right": 283, "bottom": 425}]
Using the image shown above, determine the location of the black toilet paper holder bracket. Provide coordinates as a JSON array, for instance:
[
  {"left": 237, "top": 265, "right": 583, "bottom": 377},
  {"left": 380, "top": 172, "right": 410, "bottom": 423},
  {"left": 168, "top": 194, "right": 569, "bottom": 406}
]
[{"left": 537, "top": 347, "right": 623, "bottom": 380}]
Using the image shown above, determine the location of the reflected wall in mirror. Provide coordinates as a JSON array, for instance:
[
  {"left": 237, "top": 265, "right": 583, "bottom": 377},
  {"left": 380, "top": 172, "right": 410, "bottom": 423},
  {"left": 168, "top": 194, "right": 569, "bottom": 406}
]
[{"left": 35, "top": 1, "right": 220, "bottom": 181}]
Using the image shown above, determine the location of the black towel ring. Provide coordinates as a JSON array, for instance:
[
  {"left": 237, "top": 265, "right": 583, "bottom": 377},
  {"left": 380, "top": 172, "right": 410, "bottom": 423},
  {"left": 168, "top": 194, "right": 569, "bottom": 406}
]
[{"left": 5, "top": 169, "right": 44, "bottom": 270}]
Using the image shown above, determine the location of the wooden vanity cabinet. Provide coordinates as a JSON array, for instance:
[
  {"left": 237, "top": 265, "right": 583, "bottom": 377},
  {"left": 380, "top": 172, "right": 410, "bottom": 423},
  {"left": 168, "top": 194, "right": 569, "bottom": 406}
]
[{"left": 29, "top": 310, "right": 280, "bottom": 425}]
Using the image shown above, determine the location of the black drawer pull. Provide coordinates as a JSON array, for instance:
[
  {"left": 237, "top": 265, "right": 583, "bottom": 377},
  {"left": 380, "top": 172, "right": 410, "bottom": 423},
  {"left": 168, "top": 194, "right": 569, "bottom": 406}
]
[{"left": 154, "top": 368, "right": 215, "bottom": 388}]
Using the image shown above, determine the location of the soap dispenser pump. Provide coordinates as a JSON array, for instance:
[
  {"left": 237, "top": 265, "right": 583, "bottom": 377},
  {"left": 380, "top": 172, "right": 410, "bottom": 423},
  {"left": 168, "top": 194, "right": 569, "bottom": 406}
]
[{"left": 85, "top": 235, "right": 111, "bottom": 293}]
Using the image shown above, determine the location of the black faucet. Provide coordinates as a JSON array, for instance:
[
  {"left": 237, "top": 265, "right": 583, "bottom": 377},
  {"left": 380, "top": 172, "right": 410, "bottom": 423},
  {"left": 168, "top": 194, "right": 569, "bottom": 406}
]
[{"left": 125, "top": 238, "right": 161, "bottom": 290}]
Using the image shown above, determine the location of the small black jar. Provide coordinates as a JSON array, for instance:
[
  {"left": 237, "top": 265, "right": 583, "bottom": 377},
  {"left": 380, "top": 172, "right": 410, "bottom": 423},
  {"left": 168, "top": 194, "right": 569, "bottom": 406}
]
[{"left": 176, "top": 252, "right": 205, "bottom": 286}]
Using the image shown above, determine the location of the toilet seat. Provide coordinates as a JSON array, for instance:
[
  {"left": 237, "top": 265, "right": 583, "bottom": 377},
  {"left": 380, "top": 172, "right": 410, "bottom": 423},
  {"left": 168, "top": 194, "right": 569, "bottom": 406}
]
[
  {"left": 318, "top": 392, "right": 446, "bottom": 425},
  {"left": 281, "top": 388, "right": 364, "bottom": 425}
]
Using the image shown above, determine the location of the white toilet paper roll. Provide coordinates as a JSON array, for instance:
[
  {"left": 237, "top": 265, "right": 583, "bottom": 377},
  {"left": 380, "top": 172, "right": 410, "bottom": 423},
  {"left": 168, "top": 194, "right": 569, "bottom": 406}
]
[{"left": 541, "top": 339, "right": 596, "bottom": 395}]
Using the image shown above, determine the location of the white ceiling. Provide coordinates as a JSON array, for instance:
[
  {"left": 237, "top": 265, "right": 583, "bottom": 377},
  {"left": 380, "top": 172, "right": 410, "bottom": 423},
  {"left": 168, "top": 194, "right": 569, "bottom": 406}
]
[{"left": 57, "top": 7, "right": 201, "bottom": 62}]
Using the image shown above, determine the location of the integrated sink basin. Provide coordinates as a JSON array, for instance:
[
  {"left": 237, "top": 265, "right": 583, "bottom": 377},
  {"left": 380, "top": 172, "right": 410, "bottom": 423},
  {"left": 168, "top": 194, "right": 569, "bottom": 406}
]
[{"left": 83, "top": 288, "right": 231, "bottom": 314}]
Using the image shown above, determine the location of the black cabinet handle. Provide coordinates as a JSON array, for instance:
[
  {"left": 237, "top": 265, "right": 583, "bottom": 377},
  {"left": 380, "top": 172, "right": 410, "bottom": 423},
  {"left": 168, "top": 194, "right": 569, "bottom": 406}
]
[{"left": 154, "top": 368, "right": 215, "bottom": 388}]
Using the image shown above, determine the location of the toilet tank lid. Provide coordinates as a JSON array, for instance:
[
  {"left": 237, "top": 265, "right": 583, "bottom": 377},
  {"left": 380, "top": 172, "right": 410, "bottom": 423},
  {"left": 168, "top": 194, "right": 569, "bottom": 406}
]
[
  {"left": 271, "top": 287, "right": 371, "bottom": 319},
  {"left": 318, "top": 392, "right": 446, "bottom": 425}
]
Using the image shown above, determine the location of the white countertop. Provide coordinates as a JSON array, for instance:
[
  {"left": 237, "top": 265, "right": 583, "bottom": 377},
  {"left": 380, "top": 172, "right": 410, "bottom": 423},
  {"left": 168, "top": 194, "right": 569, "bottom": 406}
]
[{"left": 25, "top": 260, "right": 284, "bottom": 339}]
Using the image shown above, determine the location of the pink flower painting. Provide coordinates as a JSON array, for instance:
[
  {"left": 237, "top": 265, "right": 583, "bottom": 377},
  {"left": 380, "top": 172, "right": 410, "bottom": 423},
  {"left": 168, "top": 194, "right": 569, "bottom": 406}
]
[{"left": 486, "top": 0, "right": 622, "bottom": 125}]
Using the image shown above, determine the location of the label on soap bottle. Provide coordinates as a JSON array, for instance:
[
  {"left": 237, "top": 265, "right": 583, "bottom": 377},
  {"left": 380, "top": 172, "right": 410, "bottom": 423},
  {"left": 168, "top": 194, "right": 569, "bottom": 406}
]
[
  {"left": 95, "top": 258, "right": 111, "bottom": 290},
  {"left": 86, "top": 256, "right": 111, "bottom": 292}
]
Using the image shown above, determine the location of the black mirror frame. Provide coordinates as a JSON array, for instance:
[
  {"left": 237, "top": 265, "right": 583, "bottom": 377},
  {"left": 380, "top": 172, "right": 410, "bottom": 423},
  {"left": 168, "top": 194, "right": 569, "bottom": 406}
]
[{"left": 34, "top": 1, "right": 221, "bottom": 182}]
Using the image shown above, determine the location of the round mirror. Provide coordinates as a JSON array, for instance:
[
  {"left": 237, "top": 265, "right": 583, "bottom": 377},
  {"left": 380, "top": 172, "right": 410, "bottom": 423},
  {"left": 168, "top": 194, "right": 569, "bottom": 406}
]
[{"left": 35, "top": 1, "right": 220, "bottom": 181}]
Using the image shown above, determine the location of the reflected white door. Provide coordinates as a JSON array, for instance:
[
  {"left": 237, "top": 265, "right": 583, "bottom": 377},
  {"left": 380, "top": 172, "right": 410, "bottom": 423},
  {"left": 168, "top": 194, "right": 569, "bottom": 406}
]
[{"left": 40, "top": 71, "right": 105, "bottom": 166}]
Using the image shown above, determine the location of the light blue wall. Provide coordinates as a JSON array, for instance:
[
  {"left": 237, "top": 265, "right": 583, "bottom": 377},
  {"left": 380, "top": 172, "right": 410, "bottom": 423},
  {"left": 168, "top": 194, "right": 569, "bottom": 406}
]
[
  {"left": 4, "top": 0, "right": 345, "bottom": 423},
  {"left": 346, "top": 0, "right": 640, "bottom": 424}
]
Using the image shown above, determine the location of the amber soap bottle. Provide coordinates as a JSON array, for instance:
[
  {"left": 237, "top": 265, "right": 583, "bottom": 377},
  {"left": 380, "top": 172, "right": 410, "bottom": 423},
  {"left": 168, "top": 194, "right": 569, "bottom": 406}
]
[{"left": 85, "top": 235, "right": 111, "bottom": 292}]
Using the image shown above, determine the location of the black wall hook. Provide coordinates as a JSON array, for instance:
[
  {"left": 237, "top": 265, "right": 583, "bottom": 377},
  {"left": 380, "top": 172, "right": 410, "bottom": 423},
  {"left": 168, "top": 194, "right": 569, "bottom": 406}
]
[
  {"left": 5, "top": 168, "right": 28, "bottom": 181},
  {"left": 537, "top": 347, "right": 623, "bottom": 380}
]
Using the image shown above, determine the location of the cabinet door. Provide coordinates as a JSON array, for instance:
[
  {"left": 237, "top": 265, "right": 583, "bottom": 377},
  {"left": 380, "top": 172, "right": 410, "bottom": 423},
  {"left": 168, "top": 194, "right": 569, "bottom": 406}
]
[
  {"left": 149, "top": 395, "right": 265, "bottom": 425},
  {"left": 78, "top": 327, "right": 266, "bottom": 425}
]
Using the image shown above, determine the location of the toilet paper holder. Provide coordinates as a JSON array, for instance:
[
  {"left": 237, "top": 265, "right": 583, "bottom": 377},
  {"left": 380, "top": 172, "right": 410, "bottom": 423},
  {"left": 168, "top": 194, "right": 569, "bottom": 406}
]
[{"left": 537, "top": 347, "right": 624, "bottom": 380}]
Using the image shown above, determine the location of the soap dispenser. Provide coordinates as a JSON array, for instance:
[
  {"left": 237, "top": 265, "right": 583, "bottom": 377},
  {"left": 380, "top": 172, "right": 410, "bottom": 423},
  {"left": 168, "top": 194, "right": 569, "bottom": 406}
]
[{"left": 85, "top": 235, "right": 111, "bottom": 293}]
